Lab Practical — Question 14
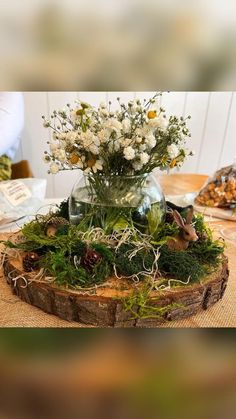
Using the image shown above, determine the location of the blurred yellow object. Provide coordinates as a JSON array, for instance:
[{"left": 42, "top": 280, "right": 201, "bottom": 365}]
[{"left": 147, "top": 110, "right": 157, "bottom": 119}]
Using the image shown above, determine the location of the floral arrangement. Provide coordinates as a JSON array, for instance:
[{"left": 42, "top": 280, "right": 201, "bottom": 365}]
[
  {"left": 1, "top": 93, "right": 227, "bottom": 324},
  {"left": 42, "top": 93, "right": 193, "bottom": 176}
]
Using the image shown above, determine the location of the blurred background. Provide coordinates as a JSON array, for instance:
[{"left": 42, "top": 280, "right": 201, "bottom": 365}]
[
  {"left": 0, "top": 0, "right": 236, "bottom": 90},
  {"left": 0, "top": 330, "right": 236, "bottom": 419},
  {"left": 17, "top": 91, "right": 236, "bottom": 198}
]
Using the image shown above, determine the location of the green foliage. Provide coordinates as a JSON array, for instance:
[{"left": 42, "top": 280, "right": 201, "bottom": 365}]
[
  {"left": 188, "top": 238, "right": 225, "bottom": 265},
  {"left": 158, "top": 246, "right": 206, "bottom": 283},
  {"left": 42, "top": 244, "right": 113, "bottom": 288},
  {"left": 91, "top": 243, "right": 114, "bottom": 264},
  {"left": 147, "top": 203, "right": 164, "bottom": 236},
  {"left": 2, "top": 204, "right": 226, "bottom": 290},
  {"left": 123, "top": 283, "right": 182, "bottom": 320},
  {"left": 152, "top": 221, "right": 179, "bottom": 244},
  {"left": 193, "top": 213, "right": 212, "bottom": 238},
  {"left": 55, "top": 198, "right": 70, "bottom": 220},
  {"left": 42, "top": 250, "right": 85, "bottom": 287},
  {"left": 115, "top": 244, "right": 155, "bottom": 278}
]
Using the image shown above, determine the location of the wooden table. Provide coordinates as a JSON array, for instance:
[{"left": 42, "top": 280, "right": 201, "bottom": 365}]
[
  {"left": 0, "top": 174, "right": 235, "bottom": 328},
  {"left": 159, "top": 173, "right": 208, "bottom": 195}
]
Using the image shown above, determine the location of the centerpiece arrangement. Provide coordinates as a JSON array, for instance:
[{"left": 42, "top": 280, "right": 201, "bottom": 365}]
[{"left": 2, "top": 94, "right": 229, "bottom": 327}]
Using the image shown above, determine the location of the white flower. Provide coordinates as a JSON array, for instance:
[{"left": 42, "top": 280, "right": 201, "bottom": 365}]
[
  {"left": 49, "top": 162, "right": 60, "bottom": 174},
  {"left": 140, "top": 152, "right": 150, "bottom": 165},
  {"left": 80, "top": 130, "right": 100, "bottom": 153},
  {"left": 148, "top": 114, "right": 168, "bottom": 129},
  {"left": 122, "top": 118, "right": 131, "bottom": 133},
  {"left": 98, "top": 129, "right": 110, "bottom": 143},
  {"left": 54, "top": 149, "right": 67, "bottom": 163},
  {"left": 105, "top": 118, "right": 122, "bottom": 133},
  {"left": 121, "top": 138, "right": 132, "bottom": 148},
  {"left": 124, "top": 146, "right": 135, "bottom": 160},
  {"left": 89, "top": 144, "right": 99, "bottom": 155},
  {"left": 49, "top": 142, "right": 59, "bottom": 153},
  {"left": 132, "top": 161, "right": 143, "bottom": 171},
  {"left": 99, "top": 108, "right": 109, "bottom": 118},
  {"left": 92, "top": 159, "right": 103, "bottom": 173},
  {"left": 145, "top": 132, "right": 156, "bottom": 149},
  {"left": 139, "top": 144, "right": 147, "bottom": 152},
  {"left": 167, "top": 144, "right": 179, "bottom": 159},
  {"left": 64, "top": 132, "right": 78, "bottom": 145}
]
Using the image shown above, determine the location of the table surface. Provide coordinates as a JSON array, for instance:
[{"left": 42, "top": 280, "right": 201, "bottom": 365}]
[{"left": 0, "top": 173, "right": 236, "bottom": 328}]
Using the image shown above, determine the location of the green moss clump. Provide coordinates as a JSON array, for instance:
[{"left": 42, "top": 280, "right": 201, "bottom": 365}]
[
  {"left": 115, "top": 244, "right": 155, "bottom": 278},
  {"left": 55, "top": 198, "right": 69, "bottom": 220},
  {"left": 158, "top": 245, "right": 206, "bottom": 283}
]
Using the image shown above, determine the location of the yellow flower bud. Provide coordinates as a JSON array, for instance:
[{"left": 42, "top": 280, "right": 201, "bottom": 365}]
[
  {"left": 70, "top": 154, "right": 80, "bottom": 164},
  {"left": 76, "top": 109, "right": 84, "bottom": 116},
  {"left": 147, "top": 110, "right": 157, "bottom": 119}
]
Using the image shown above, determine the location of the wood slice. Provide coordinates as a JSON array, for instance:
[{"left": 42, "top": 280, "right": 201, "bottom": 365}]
[{"left": 3, "top": 252, "right": 229, "bottom": 327}]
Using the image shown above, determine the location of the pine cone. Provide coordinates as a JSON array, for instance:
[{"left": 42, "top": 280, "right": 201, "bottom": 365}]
[
  {"left": 81, "top": 248, "right": 102, "bottom": 271},
  {"left": 45, "top": 216, "right": 69, "bottom": 237},
  {"left": 23, "top": 252, "right": 40, "bottom": 272}
]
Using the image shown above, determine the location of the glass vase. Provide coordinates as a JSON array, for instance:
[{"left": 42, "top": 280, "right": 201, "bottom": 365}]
[{"left": 69, "top": 173, "right": 166, "bottom": 233}]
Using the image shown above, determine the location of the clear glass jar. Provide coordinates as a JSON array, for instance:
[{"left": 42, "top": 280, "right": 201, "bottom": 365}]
[{"left": 69, "top": 173, "right": 166, "bottom": 233}]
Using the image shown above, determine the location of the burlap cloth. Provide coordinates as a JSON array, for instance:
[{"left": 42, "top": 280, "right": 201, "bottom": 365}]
[{"left": 0, "top": 220, "right": 235, "bottom": 328}]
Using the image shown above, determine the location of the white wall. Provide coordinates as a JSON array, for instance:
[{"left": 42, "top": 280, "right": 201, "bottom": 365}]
[{"left": 18, "top": 92, "right": 236, "bottom": 198}]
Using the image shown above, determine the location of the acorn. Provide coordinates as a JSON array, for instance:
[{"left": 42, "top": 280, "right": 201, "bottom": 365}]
[
  {"left": 81, "top": 248, "right": 102, "bottom": 271},
  {"left": 23, "top": 252, "right": 40, "bottom": 272},
  {"left": 45, "top": 216, "right": 70, "bottom": 237}
]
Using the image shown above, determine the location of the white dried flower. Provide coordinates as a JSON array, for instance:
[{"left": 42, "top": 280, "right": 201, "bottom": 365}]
[
  {"left": 124, "top": 146, "right": 135, "bottom": 160},
  {"left": 132, "top": 161, "right": 143, "bottom": 171},
  {"left": 65, "top": 132, "right": 78, "bottom": 145},
  {"left": 121, "top": 138, "right": 132, "bottom": 147},
  {"left": 148, "top": 114, "right": 168, "bottom": 129},
  {"left": 97, "top": 129, "right": 110, "bottom": 143},
  {"left": 167, "top": 144, "right": 179, "bottom": 159},
  {"left": 145, "top": 132, "right": 156, "bottom": 149},
  {"left": 140, "top": 152, "right": 150, "bottom": 165},
  {"left": 99, "top": 108, "right": 109, "bottom": 118},
  {"left": 54, "top": 149, "right": 66, "bottom": 163},
  {"left": 122, "top": 118, "right": 131, "bottom": 133},
  {"left": 49, "top": 142, "right": 59, "bottom": 153},
  {"left": 105, "top": 118, "right": 122, "bottom": 133},
  {"left": 89, "top": 144, "right": 99, "bottom": 155},
  {"left": 49, "top": 162, "right": 60, "bottom": 174}
]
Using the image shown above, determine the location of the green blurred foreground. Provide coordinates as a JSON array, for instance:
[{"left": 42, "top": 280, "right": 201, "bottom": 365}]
[{"left": 0, "top": 330, "right": 235, "bottom": 419}]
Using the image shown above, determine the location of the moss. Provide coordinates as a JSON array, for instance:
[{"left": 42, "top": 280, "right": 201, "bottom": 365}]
[
  {"left": 158, "top": 245, "right": 206, "bottom": 283},
  {"left": 55, "top": 198, "right": 69, "bottom": 220},
  {"left": 123, "top": 284, "right": 183, "bottom": 320},
  {"left": 115, "top": 243, "right": 155, "bottom": 278}
]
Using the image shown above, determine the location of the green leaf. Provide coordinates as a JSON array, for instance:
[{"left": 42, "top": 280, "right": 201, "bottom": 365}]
[{"left": 147, "top": 204, "right": 162, "bottom": 236}]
